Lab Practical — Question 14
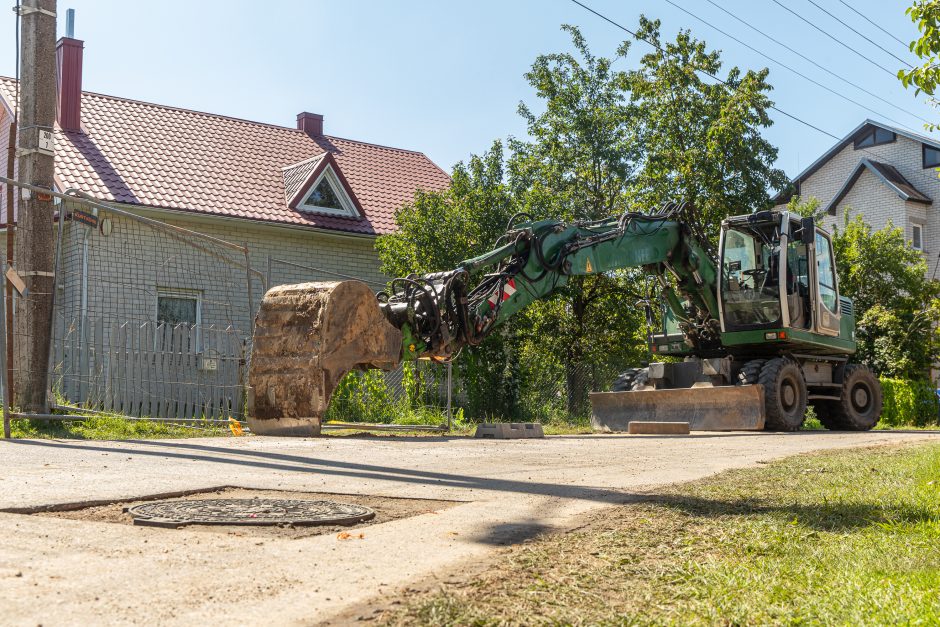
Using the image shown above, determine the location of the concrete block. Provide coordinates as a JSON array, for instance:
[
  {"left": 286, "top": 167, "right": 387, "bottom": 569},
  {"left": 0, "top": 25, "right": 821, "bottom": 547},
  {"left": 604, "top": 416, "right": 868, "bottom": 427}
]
[
  {"left": 627, "top": 421, "right": 690, "bottom": 435},
  {"left": 474, "top": 422, "right": 545, "bottom": 439}
]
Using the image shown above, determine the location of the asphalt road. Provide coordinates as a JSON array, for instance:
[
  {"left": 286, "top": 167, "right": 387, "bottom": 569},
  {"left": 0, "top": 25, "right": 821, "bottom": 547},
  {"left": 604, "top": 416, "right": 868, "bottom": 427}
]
[{"left": 1, "top": 430, "right": 937, "bottom": 626}]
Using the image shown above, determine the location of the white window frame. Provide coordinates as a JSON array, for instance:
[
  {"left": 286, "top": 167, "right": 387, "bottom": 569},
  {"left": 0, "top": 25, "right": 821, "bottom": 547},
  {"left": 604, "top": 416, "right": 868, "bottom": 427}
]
[
  {"left": 912, "top": 224, "right": 924, "bottom": 251},
  {"left": 298, "top": 166, "right": 359, "bottom": 218},
  {"left": 156, "top": 287, "right": 203, "bottom": 352}
]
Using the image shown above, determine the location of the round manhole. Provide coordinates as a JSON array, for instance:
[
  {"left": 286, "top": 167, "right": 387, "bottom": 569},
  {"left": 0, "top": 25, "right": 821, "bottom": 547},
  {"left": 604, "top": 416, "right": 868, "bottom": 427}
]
[{"left": 127, "top": 498, "right": 375, "bottom": 528}]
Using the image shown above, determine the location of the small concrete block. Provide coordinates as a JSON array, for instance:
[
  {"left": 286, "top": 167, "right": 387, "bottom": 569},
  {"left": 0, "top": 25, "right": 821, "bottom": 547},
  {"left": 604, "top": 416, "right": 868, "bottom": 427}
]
[
  {"left": 474, "top": 422, "right": 545, "bottom": 439},
  {"left": 627, "top": 421, "right": 690, "bottom": 435}
]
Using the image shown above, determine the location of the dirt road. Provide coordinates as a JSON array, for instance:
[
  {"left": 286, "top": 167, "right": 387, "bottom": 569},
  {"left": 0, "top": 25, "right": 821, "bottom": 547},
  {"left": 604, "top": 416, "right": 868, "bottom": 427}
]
[{"left": 0, "top": 430, "right": 936, "bottom": 625}]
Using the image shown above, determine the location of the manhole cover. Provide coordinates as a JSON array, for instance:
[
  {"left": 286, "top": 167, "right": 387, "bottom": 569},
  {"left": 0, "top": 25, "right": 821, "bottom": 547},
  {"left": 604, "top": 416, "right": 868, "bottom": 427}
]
[{"left": 127, "top": 498, "right": 375, "bottom": 528}]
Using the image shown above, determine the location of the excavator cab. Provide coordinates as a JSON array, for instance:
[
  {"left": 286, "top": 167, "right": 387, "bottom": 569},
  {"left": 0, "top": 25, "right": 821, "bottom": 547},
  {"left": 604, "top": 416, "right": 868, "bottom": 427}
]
[{"left": 717, "top": 211, "right": 852, "bottom": 353}]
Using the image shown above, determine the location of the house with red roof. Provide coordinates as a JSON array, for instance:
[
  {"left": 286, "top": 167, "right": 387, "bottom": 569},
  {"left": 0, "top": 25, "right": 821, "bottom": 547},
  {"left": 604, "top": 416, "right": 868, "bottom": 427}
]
[
  {"left": 0, "top": 33, "right": 450, "bottom": 331},
  {"left": 0, "top": 33, "right": 452, "bottom": 418}
]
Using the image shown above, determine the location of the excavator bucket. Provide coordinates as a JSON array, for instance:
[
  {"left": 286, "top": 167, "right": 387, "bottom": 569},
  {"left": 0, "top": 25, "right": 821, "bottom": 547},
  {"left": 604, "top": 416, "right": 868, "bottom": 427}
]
[
  {"left": 247, "top": 281, "right": 402, "bottom": 436},
  {"left": 589, "top": 384, "right": 766, "bottom": 432}
]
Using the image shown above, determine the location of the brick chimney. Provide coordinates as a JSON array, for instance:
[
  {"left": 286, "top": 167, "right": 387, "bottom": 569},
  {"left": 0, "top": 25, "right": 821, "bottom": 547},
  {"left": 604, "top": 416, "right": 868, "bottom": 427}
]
[
  {"left": 56, "top": 35, "right": 84, "bottom": 132},
  {"left": 297, "top": 112, "right": 323, "bottom": 136}
]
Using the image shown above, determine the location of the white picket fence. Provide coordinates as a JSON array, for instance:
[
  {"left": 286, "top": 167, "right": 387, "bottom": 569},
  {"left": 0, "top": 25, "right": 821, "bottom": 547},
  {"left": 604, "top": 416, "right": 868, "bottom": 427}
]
[{"left": 51, "top": 315, "right": 247, "bottom": 420}]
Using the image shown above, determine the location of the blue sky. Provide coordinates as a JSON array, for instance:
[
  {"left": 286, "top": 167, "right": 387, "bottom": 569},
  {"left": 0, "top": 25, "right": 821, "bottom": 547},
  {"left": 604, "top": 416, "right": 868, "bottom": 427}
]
[{"left": 0, "top": 0, "right": 931, "bottom": 182}]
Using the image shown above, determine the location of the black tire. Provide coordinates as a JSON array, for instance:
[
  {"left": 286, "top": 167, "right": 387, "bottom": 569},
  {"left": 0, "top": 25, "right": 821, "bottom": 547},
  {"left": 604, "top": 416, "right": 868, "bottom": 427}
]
[
  {"left": 736, "top": 359, "right": 766, "bottom": 386},
  {"left": 817, "top": 364, "right": 882, "bottom": 431},
  {"left": 611, "top": 368, "right": 641, "bottom": 392},
  {"left": 759, "top": 357, "right": 807, "bottom": 431}
]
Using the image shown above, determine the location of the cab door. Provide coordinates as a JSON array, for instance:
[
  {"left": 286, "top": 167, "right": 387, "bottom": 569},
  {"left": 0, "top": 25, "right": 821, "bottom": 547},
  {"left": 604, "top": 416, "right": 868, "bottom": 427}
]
[{"left": 813, "top": 230, "right": 841, "bottom": 336}]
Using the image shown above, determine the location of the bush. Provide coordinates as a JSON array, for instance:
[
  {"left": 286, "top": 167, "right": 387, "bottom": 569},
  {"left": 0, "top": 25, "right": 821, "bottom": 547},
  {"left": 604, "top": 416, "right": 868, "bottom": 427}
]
[{"left": 879, "top": 378, "right": 939, "bottom": 427}]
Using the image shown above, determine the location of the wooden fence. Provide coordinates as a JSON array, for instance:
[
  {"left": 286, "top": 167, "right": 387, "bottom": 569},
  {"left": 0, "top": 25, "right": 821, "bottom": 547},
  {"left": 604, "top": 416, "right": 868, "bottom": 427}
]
[{"left": 51, "top": 315, "right": 248, "bottom": 420}]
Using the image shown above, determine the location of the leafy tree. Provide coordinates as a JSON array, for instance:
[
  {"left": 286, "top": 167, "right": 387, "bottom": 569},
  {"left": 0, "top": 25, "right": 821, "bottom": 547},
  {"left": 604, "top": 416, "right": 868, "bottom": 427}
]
[
  {"left": 627, "top": 17, "right": 788, "bottom": 229},
  {"left": 375, "top": 142, "right": 523, "bottom": 419},
  {"left": 832, "top": 214, "right": 940, "bottom": 378},
  {"left": 900, "top": 0, "right": 940, "bottom": 129},
  {"left": 508, "top": 25, "right": 645, "bottom": 414}
]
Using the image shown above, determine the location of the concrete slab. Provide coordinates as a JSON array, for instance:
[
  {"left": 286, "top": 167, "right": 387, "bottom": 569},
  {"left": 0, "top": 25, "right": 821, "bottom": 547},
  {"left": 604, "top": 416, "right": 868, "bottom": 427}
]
[
  {"left": 474, "top": 422, "right": 545, "bottom": 439},
  {"left": 0, "top": 430, "right": 937, "bottom": 626},
  {"left": 590, "top": 385, "right": 765, "bottom": 431}
]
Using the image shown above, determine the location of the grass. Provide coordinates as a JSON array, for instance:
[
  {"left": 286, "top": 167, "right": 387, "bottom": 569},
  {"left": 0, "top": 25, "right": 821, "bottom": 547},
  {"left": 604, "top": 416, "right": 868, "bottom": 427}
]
[
  {"left": 381, "top": 441, "right": 940, "bottom": 626},
  {"left": 3, "top": 411, "right": 233, "bottom": 439}
]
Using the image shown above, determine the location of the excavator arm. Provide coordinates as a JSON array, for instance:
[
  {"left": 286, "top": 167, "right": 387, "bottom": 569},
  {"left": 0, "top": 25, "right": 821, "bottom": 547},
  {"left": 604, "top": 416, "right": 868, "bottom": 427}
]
[
  {"left": 247, "top": 206, "right": 723, "bottom": 435},
  {"left": 380, "top": 211, "right": 721, "bottom": 362}
]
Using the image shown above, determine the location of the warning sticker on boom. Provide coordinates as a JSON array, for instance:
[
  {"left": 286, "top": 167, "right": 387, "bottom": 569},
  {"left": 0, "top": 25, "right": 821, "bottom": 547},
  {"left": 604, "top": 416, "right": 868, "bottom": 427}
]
[{"left": 487, "top": 278, "right": 516, "bottom": 309}]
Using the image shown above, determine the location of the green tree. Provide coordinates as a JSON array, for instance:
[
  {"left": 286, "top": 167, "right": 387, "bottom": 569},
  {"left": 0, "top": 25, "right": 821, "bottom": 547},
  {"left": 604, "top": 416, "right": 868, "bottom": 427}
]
[
  {"left": 900, "top": 0, "right": 940, "bottom": 130},
  {"left": 508, "top": 24, "right": 645, "bottom": 415},
  {"left": 627, "top": 17, "right": 788, "bottom": 229},
  {"left": 375, "top": 142, "right": 522, "bottom": 419},
  {"left": 832, "top": 214, "right": 940, "bottom": 378}
]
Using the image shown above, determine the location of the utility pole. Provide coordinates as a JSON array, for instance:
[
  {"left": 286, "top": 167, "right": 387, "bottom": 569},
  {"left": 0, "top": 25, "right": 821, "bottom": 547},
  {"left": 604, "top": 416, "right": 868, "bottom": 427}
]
[{"left": 13, "top": 0, "right": 57, "bottom": 413}]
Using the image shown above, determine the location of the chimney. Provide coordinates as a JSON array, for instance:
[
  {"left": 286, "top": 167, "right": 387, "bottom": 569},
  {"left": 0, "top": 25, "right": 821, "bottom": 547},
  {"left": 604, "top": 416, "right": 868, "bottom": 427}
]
[
  {"left": 296, "top": 111, "right": 323, "bottom": 136},
  {"left": 56, "top": 9, "right": 83, "bottom": 132}
]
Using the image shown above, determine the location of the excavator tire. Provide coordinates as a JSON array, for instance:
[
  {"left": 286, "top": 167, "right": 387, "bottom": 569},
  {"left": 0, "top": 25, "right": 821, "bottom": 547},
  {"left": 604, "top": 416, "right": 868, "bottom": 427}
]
[
  {"left": 815, "top": 363, "right": 881, "bottom": 431},
  {"left": 736, "top": 359, "right": 766, "bottom": 386},
  {"left": 759, "top": 357, "right": 807, "bottom": 431},
  {"left": 611, "top": 368, "right": 642, "bottom": 392}
]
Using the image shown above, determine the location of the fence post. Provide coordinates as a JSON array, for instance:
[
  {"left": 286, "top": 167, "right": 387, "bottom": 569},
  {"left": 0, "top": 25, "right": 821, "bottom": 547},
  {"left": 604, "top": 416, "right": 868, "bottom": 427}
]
[
  {"left": 446, "top": 361, "right": 452, "bottom": 431},
  {"left": 266, "top": 254, "right": 272, "bottom": 292},
  {"left": 0, "top": 261, "right": 9, "bottom": 438}
]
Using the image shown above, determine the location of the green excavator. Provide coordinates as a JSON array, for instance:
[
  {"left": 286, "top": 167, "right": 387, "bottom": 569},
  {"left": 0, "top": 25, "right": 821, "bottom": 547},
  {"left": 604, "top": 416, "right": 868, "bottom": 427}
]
[{"left": 247, "top": 205, "right": 882, "bottom": 436}]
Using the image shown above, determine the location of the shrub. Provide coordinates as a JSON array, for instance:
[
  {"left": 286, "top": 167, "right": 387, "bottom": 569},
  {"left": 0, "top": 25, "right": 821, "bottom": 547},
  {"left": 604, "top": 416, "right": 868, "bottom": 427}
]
[{"left": 879, "top": 378, "right": 939, "bottom": 427}]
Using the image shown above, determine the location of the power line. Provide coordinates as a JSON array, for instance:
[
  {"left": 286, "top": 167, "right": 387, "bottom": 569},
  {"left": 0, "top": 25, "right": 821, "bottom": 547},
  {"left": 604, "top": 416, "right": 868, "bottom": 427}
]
[
  {"left": 836, "top": 0, "right": 911, "bottom": 50},
  {"left": 805, "top": 0, "right": 913, "bottom": 68},
  {"left": 663, "top": 0, "right": 921, "bottom": 133},
  {"left": 703, "top": 0, "right": 931, "bottom": 127},
  {"left": 568, "top": 0, "right": 842, "bottom": 142},
  {"left": 771, "top": 0, "right": 899, "bottom": 78}
]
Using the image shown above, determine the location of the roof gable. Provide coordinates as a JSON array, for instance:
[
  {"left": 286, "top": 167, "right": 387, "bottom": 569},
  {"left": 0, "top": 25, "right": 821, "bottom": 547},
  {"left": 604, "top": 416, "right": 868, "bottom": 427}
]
[
  {"left": 284, "top": 152, "right": 362, "bottom": 218},
  {"left": 824, "top": 158, "right": 932, "bottom": 214},
  {"left": 776, "top": 119, "right": 940, "bottom": 204},
  {"left": 0, "top": 76, "right": 451, "bottom": 236}
]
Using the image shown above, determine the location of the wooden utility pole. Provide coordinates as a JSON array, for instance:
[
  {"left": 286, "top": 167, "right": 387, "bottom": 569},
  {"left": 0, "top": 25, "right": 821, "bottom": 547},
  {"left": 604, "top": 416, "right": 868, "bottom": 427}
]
[{"left": 13, "top": 0, "right": 57, "bottom": 413}]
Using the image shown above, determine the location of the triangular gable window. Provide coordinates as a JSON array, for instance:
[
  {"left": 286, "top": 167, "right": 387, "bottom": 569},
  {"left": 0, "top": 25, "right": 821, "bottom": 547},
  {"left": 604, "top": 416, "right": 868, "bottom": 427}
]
[{"left": 298, "top": 166, "right": 359, "bottom": 218}]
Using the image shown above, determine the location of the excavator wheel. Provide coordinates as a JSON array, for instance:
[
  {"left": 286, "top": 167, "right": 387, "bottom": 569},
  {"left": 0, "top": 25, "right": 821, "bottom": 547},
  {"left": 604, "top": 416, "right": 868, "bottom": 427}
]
[
  {"left": 815, "top": 363, "right": 881, "bottom": 431},
  {"left": 611, "top": 368, "right": 642, "bottom": 392},
  {"left": 759, "top": 357, "right": 807, "bottom": 431},
  {"left": 735, "top": 359, "right": 766, "bottom": 386}
]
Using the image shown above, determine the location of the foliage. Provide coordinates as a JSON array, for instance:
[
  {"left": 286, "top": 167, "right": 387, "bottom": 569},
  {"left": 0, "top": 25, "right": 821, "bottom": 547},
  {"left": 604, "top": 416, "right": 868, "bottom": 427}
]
[
  {"left": 832, "top": 214, "right": 940, "bottom": 378},
  {"left": 785, "top": 195, "right": 828, "bottom": 222},
  {"left": 879, "top": 378, "right": 940, "bottom": 427},
  {"left": 627, "top": 17, "right": 788, "bottom": 229},
  {"left": 900, "top": 1, "right": 940, "bottom": 129},
  {"left": 5, "top": 412, "right": 230, "bottom": 439}
]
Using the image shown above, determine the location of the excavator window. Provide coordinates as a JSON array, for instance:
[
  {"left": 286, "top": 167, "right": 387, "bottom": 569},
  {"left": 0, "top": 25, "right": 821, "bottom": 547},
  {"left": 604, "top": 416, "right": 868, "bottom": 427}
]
[{"left": 720, "top": 227, "right": 782, "bottom": 329}]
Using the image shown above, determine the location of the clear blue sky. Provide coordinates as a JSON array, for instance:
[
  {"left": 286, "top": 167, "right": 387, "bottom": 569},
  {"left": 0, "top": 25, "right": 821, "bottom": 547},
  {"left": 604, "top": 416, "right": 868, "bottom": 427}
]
[{"left": 0, "top": 0, "right": 932, "bottom": 181}]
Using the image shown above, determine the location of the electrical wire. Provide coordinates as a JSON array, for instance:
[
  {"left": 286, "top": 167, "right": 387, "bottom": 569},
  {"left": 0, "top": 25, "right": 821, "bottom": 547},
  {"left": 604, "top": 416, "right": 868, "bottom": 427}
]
[
  {"left": 836, "top": 0, "right": 911, "bottom": 50},
  {"left": 805, "top": 0, "right": 913, "bottom": 68},
  {"left": 663, "top": 0, "right": 921, "bottom": 133},
  {"left": 770, "top": 0, "right": 898, "bottom": 77},
  {"left": 703, "top": 0, "right": 931, "bottom": 127}
]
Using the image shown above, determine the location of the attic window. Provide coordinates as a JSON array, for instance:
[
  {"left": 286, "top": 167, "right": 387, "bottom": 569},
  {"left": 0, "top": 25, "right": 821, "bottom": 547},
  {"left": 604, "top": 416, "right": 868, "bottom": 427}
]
[
  {"left": 298, "top": 166, "right": 358, "bottom": 217},
  {"left": 854, "top": 127, "right": 895, "bottom": 149}
]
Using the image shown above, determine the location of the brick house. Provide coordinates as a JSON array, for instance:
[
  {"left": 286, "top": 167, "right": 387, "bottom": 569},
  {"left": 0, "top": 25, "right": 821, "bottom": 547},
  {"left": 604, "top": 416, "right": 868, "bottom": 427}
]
[
  {"left": 0, "top": 34, "right": 450, "bottom": 417},
  {"left": 774, "top": 119, "right": 940, "bottom": 260}
]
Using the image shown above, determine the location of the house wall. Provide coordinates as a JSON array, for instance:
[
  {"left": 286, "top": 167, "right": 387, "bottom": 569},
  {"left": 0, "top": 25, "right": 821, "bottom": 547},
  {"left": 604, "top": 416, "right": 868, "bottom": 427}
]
[
  {"left": 0, "top": 107, "right": 19, "bottom": 222},
  {"left": 785, "top": 133, "right": 939, "bottom": 256}
]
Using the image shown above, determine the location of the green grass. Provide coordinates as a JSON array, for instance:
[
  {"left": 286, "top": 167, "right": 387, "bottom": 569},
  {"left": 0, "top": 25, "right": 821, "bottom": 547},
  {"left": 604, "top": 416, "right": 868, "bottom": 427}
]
[
  {"left": 3, "top": 412, "right": 232, "bottom": 440},
  {"left": 382, "top": 442, "right": 940, "bottom": 626}
]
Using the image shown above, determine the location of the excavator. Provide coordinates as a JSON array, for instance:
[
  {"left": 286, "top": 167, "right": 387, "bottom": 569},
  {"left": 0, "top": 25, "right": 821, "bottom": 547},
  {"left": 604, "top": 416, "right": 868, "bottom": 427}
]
[{"left": 247, "top": 205, "right": 882, "bottom": 436}]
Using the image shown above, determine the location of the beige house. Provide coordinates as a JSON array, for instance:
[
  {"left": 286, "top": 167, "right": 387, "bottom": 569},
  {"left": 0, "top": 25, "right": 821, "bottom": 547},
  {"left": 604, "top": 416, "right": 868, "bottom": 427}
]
[{"left": 774, "top": 119, "right": 940, "bottom": 262}]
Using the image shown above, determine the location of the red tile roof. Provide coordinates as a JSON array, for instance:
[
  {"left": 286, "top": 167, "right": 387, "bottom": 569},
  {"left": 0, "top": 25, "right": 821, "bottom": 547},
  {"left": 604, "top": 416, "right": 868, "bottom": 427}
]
[{"left": 0, "top": 77, "right": 450, "bottom": 235}]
